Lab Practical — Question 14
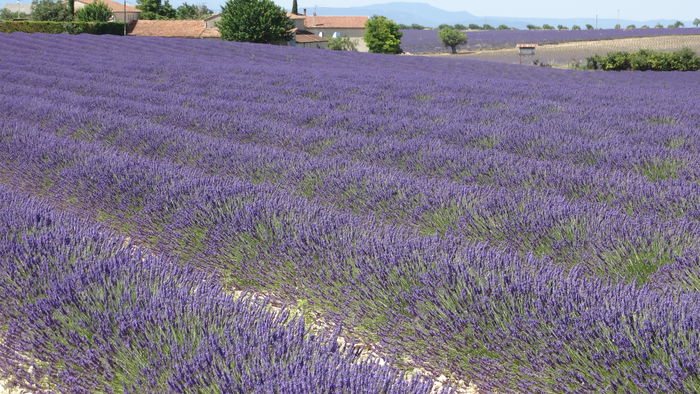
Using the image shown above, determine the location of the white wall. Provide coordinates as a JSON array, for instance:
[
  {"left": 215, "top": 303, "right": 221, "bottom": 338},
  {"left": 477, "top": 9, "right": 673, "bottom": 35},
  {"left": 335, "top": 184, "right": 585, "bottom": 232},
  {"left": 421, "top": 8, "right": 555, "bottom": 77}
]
[
  {"left": 205, "top": 15, "right": 220, "bottom": 29},
  {"left": 307, "top": 28, "right": 367, "bottom": 52}
]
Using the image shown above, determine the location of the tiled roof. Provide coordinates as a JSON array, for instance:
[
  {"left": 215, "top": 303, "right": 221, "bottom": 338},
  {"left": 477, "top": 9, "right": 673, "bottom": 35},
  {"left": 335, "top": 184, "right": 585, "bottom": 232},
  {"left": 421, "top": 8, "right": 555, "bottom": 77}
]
[
  {"left": 200, "top": 28, "right": 221, "bottom": 38},
  {"left": 76, "top": 0, "right": 140, "bottom": 13},
  {"left": 286, "top": 12, "right": 306, "bottom": 20},
  {"left": 294, "top": 29, "right": 327, "bottom": 43},
  {"left": 304, "top": 16, "right": 367, "bottom": 29},
  {"left": 129, "top": 20, "right": 217, "bottom": 38},
  {"left": 203, "top": 13, "right": 220, "bottom": 21}
]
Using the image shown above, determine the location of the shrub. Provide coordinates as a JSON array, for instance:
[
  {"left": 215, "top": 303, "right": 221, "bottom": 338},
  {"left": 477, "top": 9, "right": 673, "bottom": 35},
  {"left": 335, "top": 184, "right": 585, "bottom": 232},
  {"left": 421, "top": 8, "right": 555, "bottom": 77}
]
[
  {"left": 218, "top": 0, "right": 292, "bottom": 44},
  {"left": 586, "top": 48, "right": 700, "bottom": 71},
  {"left": 364, "top": 15, "right": 402, "bottom": 54},
  {"left": 327, "top": 36, "right": 357, "bottom": 51},
  {"left": 0, "top": 20, "right": 124, "bottom": 34},
  {"left": 76, "top": 0, "right": 113, "bottom": 22}
]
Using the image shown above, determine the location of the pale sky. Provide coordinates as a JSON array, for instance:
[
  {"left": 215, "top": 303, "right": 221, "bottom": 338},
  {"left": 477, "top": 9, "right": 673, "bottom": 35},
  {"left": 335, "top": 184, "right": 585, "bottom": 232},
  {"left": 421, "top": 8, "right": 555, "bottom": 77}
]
[{"left": 271, "top": 0, "right": 700, "bottom": 21}]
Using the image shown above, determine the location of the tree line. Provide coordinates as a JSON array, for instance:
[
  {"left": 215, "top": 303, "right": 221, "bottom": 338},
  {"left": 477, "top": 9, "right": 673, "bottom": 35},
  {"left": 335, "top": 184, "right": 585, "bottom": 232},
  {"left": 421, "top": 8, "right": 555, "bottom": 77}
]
[
  {"left": 0, "top": 0, "right": 213, "bottom": 22},
  {"left": 136, "top": 0, "right": 213, "bottom": 20},
  {"left": 397, "top": 20, "right": 700, "bottom": 31}
]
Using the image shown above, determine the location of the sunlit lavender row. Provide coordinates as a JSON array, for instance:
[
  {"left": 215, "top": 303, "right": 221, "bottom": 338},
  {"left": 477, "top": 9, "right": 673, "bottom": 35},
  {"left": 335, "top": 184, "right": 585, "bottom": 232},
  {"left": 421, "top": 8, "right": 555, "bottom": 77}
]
[
  {"left": 0, "top": 186, "right": 435, "bottom": 392},
  {"left": 400, "top": 27, "right": 700, "bottom": 52},
  {"left": 0, "top": 32, "right": 699, "bottom": 391}
]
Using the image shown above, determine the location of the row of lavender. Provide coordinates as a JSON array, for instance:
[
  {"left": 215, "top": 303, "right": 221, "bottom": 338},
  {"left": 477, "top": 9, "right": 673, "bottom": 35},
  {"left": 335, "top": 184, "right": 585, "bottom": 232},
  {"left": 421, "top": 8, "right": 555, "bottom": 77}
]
[
  {"left": 2, "top": 104, "right": 698, "bottom": 392},
  {"left": 1, "top": 33, "right": 699, "bottom": 390},
  {"left": 400, "top": 27, "right": 700, "bottom": 52},
  {"left": 0, "top": 185, "right": 432, "bottom": 392},
  {"left": 3, "top": 80, "right": 700, "bottom": 287}
]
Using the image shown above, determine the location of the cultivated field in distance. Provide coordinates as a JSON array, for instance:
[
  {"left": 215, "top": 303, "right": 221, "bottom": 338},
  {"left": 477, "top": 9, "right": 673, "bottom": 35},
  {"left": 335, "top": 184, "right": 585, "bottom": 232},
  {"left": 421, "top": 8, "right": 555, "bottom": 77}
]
[
  {"left": 1, "top": 32, "right": 700, "bottom": 392},
  {"left": 458, "top": 35, "right": 700, "bottom": 66},
  {"left": 401, "top": 27, "right": 700, "bottom": 53}
]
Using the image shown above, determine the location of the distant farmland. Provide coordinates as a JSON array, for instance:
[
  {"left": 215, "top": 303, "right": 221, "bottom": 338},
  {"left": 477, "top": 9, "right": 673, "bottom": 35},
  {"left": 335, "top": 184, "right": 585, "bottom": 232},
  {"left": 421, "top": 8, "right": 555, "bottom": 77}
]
[
  {"left": 401, "top": 27, "right": 700, "bottom": 53},
  {"left": 454, "top": 35, "right": 700, "bottom": 66}
]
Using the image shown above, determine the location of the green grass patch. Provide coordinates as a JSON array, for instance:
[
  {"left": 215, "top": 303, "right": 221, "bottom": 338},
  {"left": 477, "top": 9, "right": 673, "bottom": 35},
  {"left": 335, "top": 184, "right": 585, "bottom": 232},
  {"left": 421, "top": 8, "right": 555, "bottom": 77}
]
[
  {"left": 418, "top": 204, "right": 462, "bottom": 237},
  {"left": 637, "top": 158, "right": 684, "bottom": 182}
]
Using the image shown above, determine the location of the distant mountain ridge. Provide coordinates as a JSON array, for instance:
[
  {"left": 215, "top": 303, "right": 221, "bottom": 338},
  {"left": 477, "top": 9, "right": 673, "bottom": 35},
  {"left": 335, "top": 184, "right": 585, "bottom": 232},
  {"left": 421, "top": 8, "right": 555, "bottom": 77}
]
[{"left": 313, "top": 2, "right": 693, "bottom": 30}]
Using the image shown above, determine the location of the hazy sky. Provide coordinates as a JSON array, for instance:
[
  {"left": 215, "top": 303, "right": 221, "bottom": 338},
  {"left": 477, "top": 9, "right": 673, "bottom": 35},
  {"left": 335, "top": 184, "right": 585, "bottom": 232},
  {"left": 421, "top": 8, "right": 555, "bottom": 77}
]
[{"left": 271, "top": 0, "right": 700, "bottom": 21}]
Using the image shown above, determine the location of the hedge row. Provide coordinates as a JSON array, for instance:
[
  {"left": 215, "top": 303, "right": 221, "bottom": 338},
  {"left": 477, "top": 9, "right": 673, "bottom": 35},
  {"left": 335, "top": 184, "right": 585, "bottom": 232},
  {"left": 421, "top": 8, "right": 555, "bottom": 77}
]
[
  {"left": 586, "top": 48, "right": 700, "bottom": 71},
  {"left": 0, "top": 21, "right": 124, "bottom": 35}
]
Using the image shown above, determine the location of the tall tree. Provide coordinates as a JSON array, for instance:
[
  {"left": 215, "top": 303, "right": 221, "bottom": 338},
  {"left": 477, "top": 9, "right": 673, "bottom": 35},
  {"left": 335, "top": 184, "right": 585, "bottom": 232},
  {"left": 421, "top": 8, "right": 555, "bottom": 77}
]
[
  {"left": 291, "top": 0, "right": 297, "bottom": 15},
  {"left": 363, "top": 15, "right": 402, "bottom": 54},
  {"left": 218, "top": 0, "right": 293, "bottom": 43},
  {"left": 694, "top": 18, "right": 700, "bottom": 27},
  {"left": 176, "top": 2, "right": 198, "bottom": 19},
  {"left": 160, "top": 0, "right": 176, "bottom": 19},
  {"left": 136, "top": 0, "right": 161, "bottom": 19},
  {"left": 31, "top": 0, "right": 71, "bottom": 21}
]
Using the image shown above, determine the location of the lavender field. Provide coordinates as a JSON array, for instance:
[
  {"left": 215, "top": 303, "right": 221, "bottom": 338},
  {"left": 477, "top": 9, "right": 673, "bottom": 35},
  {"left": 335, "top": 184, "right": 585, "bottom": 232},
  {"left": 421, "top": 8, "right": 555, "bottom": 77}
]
[
  {"left": 1, "top": 32, "right": 700, "bottom": 392},
  {"left": 401, "top": 27, "right": 700, "bottom": 53}
]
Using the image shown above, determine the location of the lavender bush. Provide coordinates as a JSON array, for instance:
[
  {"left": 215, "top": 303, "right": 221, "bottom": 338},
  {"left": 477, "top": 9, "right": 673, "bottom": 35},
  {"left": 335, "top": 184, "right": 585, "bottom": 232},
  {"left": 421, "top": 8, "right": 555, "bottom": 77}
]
[
  {"left": 0, "top": 32, "right": 699, "bottom": 391},
  {"left": 401, "top": 27, "right": 700, "bottom": 52},
  {"left": 0, "top": 186, "right": 433, "bottom": 392}
]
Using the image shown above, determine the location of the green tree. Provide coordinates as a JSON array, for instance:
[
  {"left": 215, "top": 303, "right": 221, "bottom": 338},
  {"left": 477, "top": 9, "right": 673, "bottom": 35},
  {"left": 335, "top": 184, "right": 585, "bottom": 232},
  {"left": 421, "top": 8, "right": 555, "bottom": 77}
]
[
  {"left": 468, "top": 23, "right": 480, "bottom": 30},
  {"left": 175, "top": 3, "right": 211, "bottom": 19},
  {"left": 364, "top": 15, "right": 402, "bottom": 54},
  {"left": 76, "top": 0, "right": 112, "bottom": 21},
  {"left": 410, "top": 23, "right": 425, "bottom": 29},
  {"left": 219, "top": 0, "right": 292, "bottom": 43},
  {"left": 542, "top": 24, "right": 554, "bottom": 30},
  {"left": 694, "top": 18, "right": 700, "bottom": 27},
  {"left": 614, "top": 23, "right": 621, "bottom": 29},
  {"left": 68, "top": 0, "right": 74, "bottom": 20},
  {"left": 453, "top": 23, "right": 466, "bottom": 30},
  {"left": 655, "top": 23, "right": 664, "bottom": 28},
  {"left": 160, "top": 0, "right": 176, "bottom": 19},
  {"left": 626, "top": 24, "right": 636, "bottom": 29},
  {"left": 438, "top": 25, "right": 466, "bottom": 54},
  {"left": 176, "top": 2, "right": 199, "bottom": 19},
  {"left": 0, "top": 8, "right": 28, "bottom": 19},
  {"left": 585, "top": 24, "right": 594, "bottom": 30},
  {"left": 291, "top": 0, "right": 297, "bottom": 15},
  {"left": 668, "top": 21, "right": 684, "bottom": 28},
  {"left": 437, "top": 23, "right": 450, "bottom": 29},
  {"left": 556, "top": 24, "right": 568, "bottom": 30},
  {"left": 31, "top": 0, "right": 71, "bottom": 21},
  {"left": 572, "top": 25, "right": 581, "bottom": 30},
  {"left": 327, "top": 36, "right": 357, "bottom": 51},
  {"left": 198, "top": 5, "right": 213, "bottom": 15},
  {"left": 526, "top": 24, "right": 540, "bottom": 30},
  {"left": 136, "top": 0, "right": 161, "bottom": 19},
  {"left": 482, "top": 23, "right": 494, "bottom": 30},
  {"left": 497, "top": 24, "right": 509, "bottom": 30}
]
